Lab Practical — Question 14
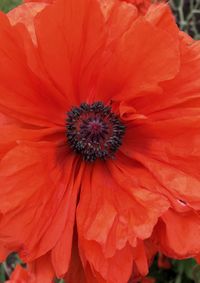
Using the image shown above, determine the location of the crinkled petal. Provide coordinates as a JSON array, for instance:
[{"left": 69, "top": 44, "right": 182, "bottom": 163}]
[
  {"left": 8, "top": 3, "right": 47, "bottom": 43},
  {"left": 80, "top": 239, "right": 134, "bottom": 283},
  {"left": 122, "top": 115, "right": 200, "bottom": 209},
  {"left": 122, "top": 0, "right": 151, "bottom": 15},
  {"left": 0, "top": 143, "right": 82, "bottom": 278},
  {"left": 51, "top": 163, "right": 85, "bottom": 278},
  {"left": 95, "top": 5, "right": 180, "bottom": 102},
  {"left": 6, "top": 265, "right": 34, "bottom": 283},
  {"left": 107, "top": 158, "right": 170, "bottom": 245},
  {"left": 133, "top": 23, "right": 200, "bottom": 116},
  {"left": 34, "top": 0, "right": 106, "bottom": 105},
  {"left": 146, "top": 3, "right": 179, "bottom": 37},
  {"left": 0, "top": 12, "right": 67, "bottom": 127},
  {"left": 154, "top": 209, "right": 200, "bottom": 258},
  {"left": 77, "top": 162, "right": 168, "bottom": 282}
]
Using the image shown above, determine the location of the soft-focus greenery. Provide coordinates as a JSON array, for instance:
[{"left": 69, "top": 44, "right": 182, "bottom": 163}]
[
  {"left": 0, "top": 0, "right": 22, "bottom": 12},
  {"left": 170, "top": 0, "right": 200, "bottom": 39},
  {"left": 1, "top": 0, "right": 200, "bottom": 283},
  {"left": 150, "top": 257, "right": 200, "bottom": 283}
]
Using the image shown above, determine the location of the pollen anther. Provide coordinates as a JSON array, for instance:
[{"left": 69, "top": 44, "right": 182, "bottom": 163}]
[{"left": 66, "top": 102, "right": 125, "bottom": 162}]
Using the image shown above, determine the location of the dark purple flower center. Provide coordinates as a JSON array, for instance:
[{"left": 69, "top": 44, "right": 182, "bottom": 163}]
[{"left": 66, "top": 102, "right": 125, "bottom": 162}]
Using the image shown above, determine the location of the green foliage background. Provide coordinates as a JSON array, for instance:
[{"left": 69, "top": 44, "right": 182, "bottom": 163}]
[
  {"left": 1, "top": 0, "right": 200, "bottom": 283},
  {"left": 0, "top": 0, "right": 21, "bottom": 12}
]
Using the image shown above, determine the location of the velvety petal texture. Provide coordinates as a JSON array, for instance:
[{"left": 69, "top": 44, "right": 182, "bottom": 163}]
[
  {"left": 1, "top": 0, "right": 200, "bottom": 282},
  {"left": 122, "top": 0, "right": 151, "bottom": 14}
]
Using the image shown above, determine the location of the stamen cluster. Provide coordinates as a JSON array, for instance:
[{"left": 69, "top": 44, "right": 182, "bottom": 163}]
[{"left": 66, "top": 102, "right": 125, "bottom": 162}]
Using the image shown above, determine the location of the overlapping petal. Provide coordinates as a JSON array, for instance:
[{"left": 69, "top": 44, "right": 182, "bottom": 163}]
[
  {"left": 0, "top": 0, "right": 200, "bottom": 282},
  {"left": 0, "top": 13, "right": 68, "bottom": 127},
  {"left": 6, "top": 265, "right": 34, "bottom": 283},
  {"left": 77, "top": 162, "right": 169, "bottom": 282},
  {"left": 0, "top": 143, "right": 83, "bottom": 281},
  {"left": 94, "top": 13, "right": 180, "bottom": 103},
  {"left": 8, "top": 2, "right": 47, "bottom": 43},
  {"left": 154, "top": 209, "right": 200, "bottom": 258},
  {"left": 112, "top": 0, "right": 200, "bottom": 262}
]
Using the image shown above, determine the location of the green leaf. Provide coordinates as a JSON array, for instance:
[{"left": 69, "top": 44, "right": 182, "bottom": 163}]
[
  {"left": 0, "top": 264, "right": 6, "bottom": 283},
  {"left": 193, "top": 265, "right": 200, "bottom": 283}
]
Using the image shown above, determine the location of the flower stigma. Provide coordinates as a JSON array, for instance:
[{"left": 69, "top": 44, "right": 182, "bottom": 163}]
[{"left": 66, "top": 102, "right": 126, "bottom": 162}]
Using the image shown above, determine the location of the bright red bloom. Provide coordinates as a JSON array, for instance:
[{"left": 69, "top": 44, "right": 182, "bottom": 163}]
[
  {"left": 24, "top": 0, "right": 151, "bottom": 14},
  {"left": 1, "top": 0, "right": 200, "bottom": 282},
  {"left": 6, "top": 265, "right": 33, "bottom": 283},
  {"left": 122, "top": 0, "right": 151, "bottom": 14}
]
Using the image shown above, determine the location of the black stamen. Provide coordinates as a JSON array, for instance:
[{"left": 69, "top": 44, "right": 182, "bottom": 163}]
[{"left": 66, "top": 101, "right": 125, "bottom": 162}]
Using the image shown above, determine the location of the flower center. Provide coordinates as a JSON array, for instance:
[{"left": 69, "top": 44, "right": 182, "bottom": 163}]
[{"left": 66, "top": 102, "right": 125, "bottom": 162}]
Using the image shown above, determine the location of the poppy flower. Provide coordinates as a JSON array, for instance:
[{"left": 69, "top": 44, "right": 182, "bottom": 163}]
[
  {"left": 6, "top": 265, "right": 34, "bottom": 283},
  {"left": 1, "top": 0, "right": 200, "bottom": 282},
  {"left": 121, "top": 0, "right": 151, "bottom": 14},
  {"left": 23, "top": 0, "right": 151, "bottom": 14}
]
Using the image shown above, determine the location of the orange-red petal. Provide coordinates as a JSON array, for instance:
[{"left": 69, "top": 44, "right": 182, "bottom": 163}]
[
  {"left": 77, "top": 162, "right": 168, "bottom": 282},
  {"left": 8, "top": 3, "right": 47, "bottom": 43},
  {"left": 154, "top": 209, "right": 200, "bottom": 258},
  {"left": 0, "top": 143, "right": 82, "bottom": 279},
  {"left": 0, "top": 12, "right": 67, "bottom": 127},
  {"left": 6, "top": 265, "right": 34, "bottom": 283},
  {"left": 95, "top": 11, "right": 179, "bottom": 103}
]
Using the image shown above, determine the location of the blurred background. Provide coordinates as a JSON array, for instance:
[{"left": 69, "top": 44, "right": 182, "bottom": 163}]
[
  {"left": 170, "top": 0, "right": 200, "bottom": 39},
  {"left": 0, "top": 0, "right": 200, "bottom": 282},
  {"left": 0, "top": 0, "right": 21, "bottom": 12}
]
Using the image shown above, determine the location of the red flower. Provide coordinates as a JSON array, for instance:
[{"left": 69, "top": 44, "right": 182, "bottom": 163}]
[
  {"left": 6, "top": 265, "right": 33, "bottom": 283},
  {"left": 121, "top": 0, "right": 151, "bottom": 14},
  {"left": 1, "top": 0, "right": 200, "bottom": 282},
  {"left": 23, "top": 0, "right": 152, "bottom": 14}
]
